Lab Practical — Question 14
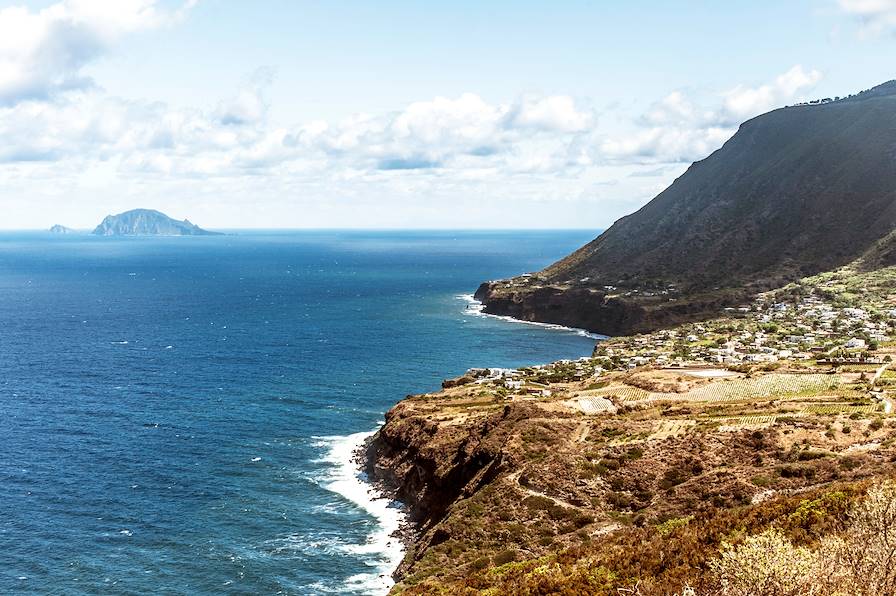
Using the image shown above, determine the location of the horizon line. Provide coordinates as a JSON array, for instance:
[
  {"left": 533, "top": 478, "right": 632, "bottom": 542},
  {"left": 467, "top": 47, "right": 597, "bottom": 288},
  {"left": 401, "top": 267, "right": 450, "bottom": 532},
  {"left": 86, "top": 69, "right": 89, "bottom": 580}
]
[{"left": 0, "top": 226, "right": 604, "bottom": 232}]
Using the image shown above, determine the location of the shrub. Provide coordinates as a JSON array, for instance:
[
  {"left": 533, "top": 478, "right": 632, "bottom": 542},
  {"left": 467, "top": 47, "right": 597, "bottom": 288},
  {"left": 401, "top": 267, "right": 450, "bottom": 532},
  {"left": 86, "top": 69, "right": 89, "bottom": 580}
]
[
  {"left": 703, "top": 481, "right": 896, "bottom": 596},
  {"left": 709, "top": 528, "right": 820, "bottom": 596},
  {"left": 470, "top": 556, "right": 490, "bottom": 571},
  {"left": 751, "top": 475, "right": 773, "bottom": 487},
  {"left": 606, "top": 491, "right": 634, "bottom": 510},
  {"left": 571, "top": 512, "right": 595, "bottom": 528},
  {"left": 778, "top": 464, "right": 816, "bottom": 479},
  {"left": 492, "top": 549, "right": 517, "bottom": 566},
  {"left": 523, "top": 495, "right": 554, "bottom": 512},
  {"left": 660, "top": 458, "right": 703, "bottom": 490},
  {"left": 797, "top": 449, "right": 830, "bottom": 461},
  {"left": 839, "top": 455, "right": 862, "bottom": 471},
  {"left": 787, "top": 492, "right": 848, "bottom": 532},
  {"left": 600, "top": 457, "right": 622, "bottom": 471},
  {"left": 657, "top": 515, "right": 693, "bottom": 537},
  {"left": 817, "top": 481, "right": 896, "bottom": 595}
]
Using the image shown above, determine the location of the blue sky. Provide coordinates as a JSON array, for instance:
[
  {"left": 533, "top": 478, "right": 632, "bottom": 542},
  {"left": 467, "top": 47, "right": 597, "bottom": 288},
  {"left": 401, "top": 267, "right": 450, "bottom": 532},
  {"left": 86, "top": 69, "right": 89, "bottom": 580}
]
[{"left": 0, "top": 0, "right": 894, "bottom": 228}]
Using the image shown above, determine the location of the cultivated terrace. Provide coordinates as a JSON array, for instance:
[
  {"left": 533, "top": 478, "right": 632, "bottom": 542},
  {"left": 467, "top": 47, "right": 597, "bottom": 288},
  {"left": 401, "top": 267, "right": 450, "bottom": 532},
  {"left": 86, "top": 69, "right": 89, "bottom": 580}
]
[{"left": 369, "top": 265, "right": 896, "bottom": 595}]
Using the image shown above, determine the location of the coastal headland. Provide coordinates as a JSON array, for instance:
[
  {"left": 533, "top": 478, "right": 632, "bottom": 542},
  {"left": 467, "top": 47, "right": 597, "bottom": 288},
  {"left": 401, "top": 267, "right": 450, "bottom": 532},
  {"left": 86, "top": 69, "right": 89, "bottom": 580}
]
[
  {"left": 366, "top": 81, "right": 896, "bottom": 594},
  {"left": 369, "top": 247, "right": 896, "bottom": 594}
]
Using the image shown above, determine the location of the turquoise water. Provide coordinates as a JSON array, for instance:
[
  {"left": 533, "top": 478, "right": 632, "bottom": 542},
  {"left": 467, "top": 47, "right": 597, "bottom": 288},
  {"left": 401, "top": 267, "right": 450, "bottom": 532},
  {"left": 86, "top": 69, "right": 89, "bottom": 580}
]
[{"left": 0, "top": 230, "right": 598, "bottom": 595}]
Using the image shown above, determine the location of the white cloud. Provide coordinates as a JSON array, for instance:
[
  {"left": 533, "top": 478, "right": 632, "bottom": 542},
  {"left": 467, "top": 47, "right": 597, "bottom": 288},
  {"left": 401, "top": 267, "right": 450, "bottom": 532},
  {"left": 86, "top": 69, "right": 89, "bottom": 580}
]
[
  {"left": 601, "top": 126, "right": 733, "bottom": 164},
  {"left": 504, "top": 95, "right": 594, "bottom": 132},
  {"left": 391, "top": 93, "right": 500, "bottom": 142},
  {"left": 215, "top": 68, "right": 272, "bottom": 126},
  {"left": 720, "top": 65, "right": 822, "bottom": 124},
  {"left": 641, "top": 91, "right": 702, "bottom": 126},
  {"left": 838, "top": 0, "right": 896, "bottom": 35},
  {"left": 285, "top": 93, "right": 593, "bottom": 171},
  {"left": 0, "top": 4, "right": 829, "bottom": 231},
  {"left": 601, "top": 65, "right": 823, "bottom": 164},
  {"left": 0, "top": 66, "right": 824, "bottom": 181},
  {"left": 0, "top": 0, "right": 197, "bottom": 105}
]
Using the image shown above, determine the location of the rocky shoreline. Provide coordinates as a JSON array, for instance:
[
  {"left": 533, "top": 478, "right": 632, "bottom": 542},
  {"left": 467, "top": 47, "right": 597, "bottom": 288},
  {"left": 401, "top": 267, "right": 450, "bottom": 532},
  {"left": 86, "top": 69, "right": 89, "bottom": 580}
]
[
  {"left": 473, "top": 279, "right": 749, "bottom": 337},
  {"left": 362, "top": 263, "right": 896, "bottom": 594},
  {"left": 351, "top": 436, "right": 418, "bottom": 581},
  {"left": 363, "top": 289, "right": 725, "bottom": 588},
  {"left": 473, "top": 280, "right": 642, "bottom": 336},
  {"left": 363, "top": 393, "right": 575, "bottom": 586}
]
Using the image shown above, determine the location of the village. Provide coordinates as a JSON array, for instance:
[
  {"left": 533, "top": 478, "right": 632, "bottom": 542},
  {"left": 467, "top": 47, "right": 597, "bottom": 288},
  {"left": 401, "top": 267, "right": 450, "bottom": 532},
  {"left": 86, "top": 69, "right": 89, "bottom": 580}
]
[
  {"left": 444, "top": 264, "right": 896, "bottom": 427},
  {"left": 391, "top": 264, "right": 896, "bottom": 594}
]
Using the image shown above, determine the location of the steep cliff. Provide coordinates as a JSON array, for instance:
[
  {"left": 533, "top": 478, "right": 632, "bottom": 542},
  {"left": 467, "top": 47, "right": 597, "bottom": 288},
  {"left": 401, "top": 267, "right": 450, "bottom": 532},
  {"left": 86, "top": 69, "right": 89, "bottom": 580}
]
[
  {"left": 366, "top": 399, "right": 537, "bottom": 576},
  {"left": 473, "top": 282, "right": 745, "bottom": 336}
]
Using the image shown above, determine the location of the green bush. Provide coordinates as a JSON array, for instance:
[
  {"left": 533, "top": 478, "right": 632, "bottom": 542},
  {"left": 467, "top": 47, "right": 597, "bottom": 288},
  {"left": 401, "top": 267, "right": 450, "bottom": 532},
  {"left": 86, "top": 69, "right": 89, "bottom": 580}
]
[{"left": 492, "top": 549, "right": 517, "bottom": 566}]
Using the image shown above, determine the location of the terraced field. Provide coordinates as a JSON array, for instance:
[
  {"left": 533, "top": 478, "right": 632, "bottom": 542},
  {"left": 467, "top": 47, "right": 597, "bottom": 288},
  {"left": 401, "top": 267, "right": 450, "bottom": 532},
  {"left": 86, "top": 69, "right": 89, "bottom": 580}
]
[
  {"left": 586, "top": 385, "right": 652, "bottom": 402},
  {"left": 604, "top": 373, "right": 842, "bottom": 404},
  {"left": 572, "top": 396, "right": 617, "bottom": 414},
  {"left": 715, "top": 415, "right": 777, "bottom": 431},
  {"left": 679, "top": 373, "right": 839, "bottom": 403},
  {"left": 648, "top": 419, "right": 696, "bottom": 441},
  {"left": 801, "top": 403, "right": 881, "bottom": 415}
]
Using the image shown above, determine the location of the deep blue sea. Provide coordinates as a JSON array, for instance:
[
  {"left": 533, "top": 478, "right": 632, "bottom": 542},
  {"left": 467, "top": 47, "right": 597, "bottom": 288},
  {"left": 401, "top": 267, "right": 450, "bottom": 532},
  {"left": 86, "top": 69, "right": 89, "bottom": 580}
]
[{"left": 0, "top": 230, "right": 598, "bottom": 595}]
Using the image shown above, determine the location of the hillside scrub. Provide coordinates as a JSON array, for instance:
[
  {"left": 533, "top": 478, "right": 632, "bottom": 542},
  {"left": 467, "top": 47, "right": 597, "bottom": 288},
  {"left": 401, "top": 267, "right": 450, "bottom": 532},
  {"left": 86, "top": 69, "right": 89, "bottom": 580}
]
[
  {"left": 706, "top": 481, "right": 896, "bottom": 596},
  {"left": 399, "top": 480, "right": 887, "bottom": 595}
]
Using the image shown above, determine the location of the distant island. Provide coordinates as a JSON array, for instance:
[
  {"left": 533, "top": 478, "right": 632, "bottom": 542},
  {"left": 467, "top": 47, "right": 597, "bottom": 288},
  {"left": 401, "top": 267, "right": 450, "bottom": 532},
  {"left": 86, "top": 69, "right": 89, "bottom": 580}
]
[
  {"left": 92, "top": 209, "right": 222, "bottom": 236},
  {"left": 49, "top": 224, "right": 76, "bottom": 234}
]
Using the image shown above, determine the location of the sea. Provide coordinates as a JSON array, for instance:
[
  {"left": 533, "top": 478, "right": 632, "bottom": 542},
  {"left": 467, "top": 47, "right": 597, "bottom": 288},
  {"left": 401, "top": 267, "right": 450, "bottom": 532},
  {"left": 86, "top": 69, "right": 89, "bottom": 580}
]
[{"left": 0, "top": 230, "right": 600, "bottom": 595}]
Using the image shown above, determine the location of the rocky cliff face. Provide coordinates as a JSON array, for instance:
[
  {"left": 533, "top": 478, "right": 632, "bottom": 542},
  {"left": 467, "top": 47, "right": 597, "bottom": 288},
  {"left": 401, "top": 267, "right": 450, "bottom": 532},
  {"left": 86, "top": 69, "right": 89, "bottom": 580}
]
[
  {"left": 474, "top": 282, "right": 644, "bottom": 335},
  {"left": 366, "top": 400, "right": 533, "bottom": 576},
  {"left": 473, "top": 280, "right": 745, "bottom": 335},
  {"left": 92, "top": 209, "right": 221, "bottom": 236}
]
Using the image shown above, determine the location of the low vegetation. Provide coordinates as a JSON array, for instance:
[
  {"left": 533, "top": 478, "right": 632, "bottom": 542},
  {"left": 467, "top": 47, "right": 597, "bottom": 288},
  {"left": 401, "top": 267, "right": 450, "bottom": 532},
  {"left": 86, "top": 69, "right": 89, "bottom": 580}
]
[{"left": 375, "top": 264, "right": 896, "bottom": 595}]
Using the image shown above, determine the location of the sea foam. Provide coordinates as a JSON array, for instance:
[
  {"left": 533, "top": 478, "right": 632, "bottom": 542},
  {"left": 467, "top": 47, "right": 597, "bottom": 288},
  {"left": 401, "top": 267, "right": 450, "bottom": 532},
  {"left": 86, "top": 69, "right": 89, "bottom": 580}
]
[
  {"left": 315, "top": 431, "right": 406, "bottom": 595},
  {"left": 458, "top": 294, "right": 607, "bottom": 340}
]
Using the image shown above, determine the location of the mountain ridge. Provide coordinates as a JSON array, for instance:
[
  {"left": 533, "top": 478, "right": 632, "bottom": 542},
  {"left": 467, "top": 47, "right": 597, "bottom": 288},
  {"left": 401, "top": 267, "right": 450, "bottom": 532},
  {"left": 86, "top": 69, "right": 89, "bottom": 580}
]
[{"left": 477, "top": 80, "right": 896, "bottom": 335}]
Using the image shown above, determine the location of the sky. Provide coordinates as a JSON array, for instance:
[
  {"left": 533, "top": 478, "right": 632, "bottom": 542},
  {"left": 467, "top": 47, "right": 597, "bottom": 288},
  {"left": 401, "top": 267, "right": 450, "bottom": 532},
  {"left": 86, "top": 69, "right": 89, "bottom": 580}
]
[{"left": 0, "top": 0, "right": 894, "bottom": 229}]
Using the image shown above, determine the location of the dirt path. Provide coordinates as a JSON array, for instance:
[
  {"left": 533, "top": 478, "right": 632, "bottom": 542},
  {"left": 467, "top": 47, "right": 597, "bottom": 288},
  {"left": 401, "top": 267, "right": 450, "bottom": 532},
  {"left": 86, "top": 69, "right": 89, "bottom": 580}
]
[
  {"left": 872, "top": 362, "right": 890, "bottom": 387},
  {"left": 871, "top": 363, "right": 892, "bottom": 414},
  {"left": 506, "top": 470, "right": 582, "bottom": 510},
  {"left": 574, "top": 421, "right": 590, "bottom": 443}
]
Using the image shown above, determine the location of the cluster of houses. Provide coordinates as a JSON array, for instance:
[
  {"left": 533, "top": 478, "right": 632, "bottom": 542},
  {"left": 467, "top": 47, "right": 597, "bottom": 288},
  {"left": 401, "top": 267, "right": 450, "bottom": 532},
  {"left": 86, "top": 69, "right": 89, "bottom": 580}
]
[
  {"left": 593, "top": 291, "right": 895, "bottom": 370},
  {"left": 455, "top": 285, "right": 894, "bottom": 399},
  {"left": 458, "top": 358, "right": 604, "bottom": 396}
]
